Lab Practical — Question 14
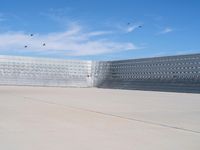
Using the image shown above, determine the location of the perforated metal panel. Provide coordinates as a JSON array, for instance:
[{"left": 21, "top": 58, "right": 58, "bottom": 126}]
[
  {"left": 95, "top": 54, "right": 200, "bottom": 92},
  {"left": 0, "top": 55, "right": 92, "bottom": 87},
  {"left": 0, "top": 54, "right": 200, "bottom": 92}
]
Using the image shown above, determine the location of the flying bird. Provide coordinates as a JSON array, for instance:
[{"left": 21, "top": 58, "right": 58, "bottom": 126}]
[
  {"left": 43, "top": 43, "right": 46, "bottom": 46},
  {"left": 138, "top": 25, "right": 142, "bottom": 28},
  {"left": 30, "top": 34, "right": 34, "bottom": 36},
  {"left": 24, "top": 45, "right": 28, "bottom": 48}
]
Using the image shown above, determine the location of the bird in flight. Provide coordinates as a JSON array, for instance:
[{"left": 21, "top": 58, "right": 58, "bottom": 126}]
[
  {"left": 24, "top": 34, "right": 47, "bottom": 48},
  {"left": 127, "top": 22, "right": 143, "bottom": 29}
]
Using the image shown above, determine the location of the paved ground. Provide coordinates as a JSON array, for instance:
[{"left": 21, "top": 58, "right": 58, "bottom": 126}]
[{"left": 0, "top": 86, "right": 200, "bottom": 150}]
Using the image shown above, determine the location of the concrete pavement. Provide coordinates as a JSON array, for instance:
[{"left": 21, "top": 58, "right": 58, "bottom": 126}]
[{"left": 0, "top": 86, "right": 200, "bottom": 150}]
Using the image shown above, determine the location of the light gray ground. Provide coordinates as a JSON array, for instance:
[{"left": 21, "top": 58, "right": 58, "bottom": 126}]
[{"left": 0, "top": 86, "right": 200, "bottom": 150}]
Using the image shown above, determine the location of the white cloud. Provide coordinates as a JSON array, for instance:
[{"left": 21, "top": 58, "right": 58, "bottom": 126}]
[
  {"left": 118, "top": 23, "right": 142, "bottom": 33},
  {"left": 126, "top": 25, "right": 139, "bottom": 33},
  {"left": 158, "top": 27, "right": 173, "bottom": 35},
  {"left": 0, "top": 24, "right": 138, "bottom": 56}
]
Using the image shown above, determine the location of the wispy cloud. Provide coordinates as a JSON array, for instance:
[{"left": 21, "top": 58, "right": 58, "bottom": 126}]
[
  {"left": 39, "top": 8, "right": 77, "bottom": 28},
  {"left": 126, "top": 24, "right": 140, "bottom": 33},
  {"left": 158, "top": 27, "right": 173, "bottom": 35},
  {"left": 41, "top": 9, "right": 143, "bottom": 35},
  {"left": 0, "top": 23, "right": 138, "bottom": 56},
  {"left": 117, "top": 23, "right": 143, "bottom": 33}
]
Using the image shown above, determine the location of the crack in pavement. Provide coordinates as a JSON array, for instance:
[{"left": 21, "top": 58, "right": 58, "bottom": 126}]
[{"left": 11, "top": 93, "right": 200, "bottom": 134}]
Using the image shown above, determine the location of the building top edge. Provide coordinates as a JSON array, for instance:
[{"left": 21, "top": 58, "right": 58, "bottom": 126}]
[
  {"left": 103, "top": 53, "right": 200, "bottom": 63},
  {"left": 0, "top": 55, "right": 92, "bottom": 63},
  {"left": 0, "top": 53, "right": 199, "bottom": 63}
]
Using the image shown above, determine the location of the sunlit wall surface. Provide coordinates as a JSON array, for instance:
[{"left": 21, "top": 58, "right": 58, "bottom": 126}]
[
  {"left": 0, "top": 55, "right": 92, "bottom": 87},
  {"left": 96, "top": 54, "right": 200, "bottom": 93}
]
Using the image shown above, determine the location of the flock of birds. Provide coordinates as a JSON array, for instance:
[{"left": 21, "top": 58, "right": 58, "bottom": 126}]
[
  {"left": 24, "top": 34, "right": 46, "bottom": 48},
  {"left": 24, "top": 22, "right": 142, "bottom": 49},
  {"left": 127, "top": 22, "right": 142, "bottom": 29}
]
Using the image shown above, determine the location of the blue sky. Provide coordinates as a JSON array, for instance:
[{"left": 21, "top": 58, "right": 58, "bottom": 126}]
[{"left": 0, "top": 0, "right": 199, "bottom": 60}]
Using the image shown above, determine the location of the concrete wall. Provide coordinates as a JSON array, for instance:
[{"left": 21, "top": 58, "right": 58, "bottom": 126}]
[
  {"left": 95, "top": 54, "right": 200, "bottom": 93},
  {"left": 0, "top": 54, "right": 200, "bottom": 93},
  {"left": 0, "top": 55, "right": 92, "bottom": 87}
]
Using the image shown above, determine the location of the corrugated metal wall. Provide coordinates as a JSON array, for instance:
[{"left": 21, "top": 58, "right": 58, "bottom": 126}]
[{"left": 0, "top": 54, "right": 199, "bottom": 92}]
